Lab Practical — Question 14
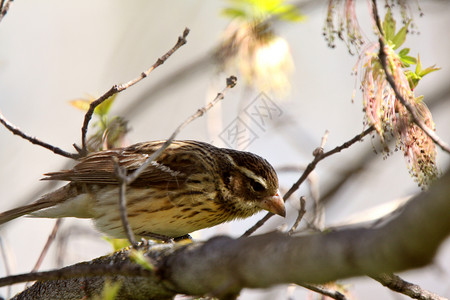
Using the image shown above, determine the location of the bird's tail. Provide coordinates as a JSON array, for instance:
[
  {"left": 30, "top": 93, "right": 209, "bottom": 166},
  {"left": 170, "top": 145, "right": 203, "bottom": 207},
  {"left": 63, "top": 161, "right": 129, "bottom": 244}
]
[{"left": 0, "top": 183, "right": 77, "bottom": 226}]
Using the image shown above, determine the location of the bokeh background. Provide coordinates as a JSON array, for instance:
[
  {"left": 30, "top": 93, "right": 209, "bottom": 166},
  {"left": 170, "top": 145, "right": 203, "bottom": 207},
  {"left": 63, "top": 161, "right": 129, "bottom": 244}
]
[{"left": 0, "top": 0, "right": 449, "bottom": 299}]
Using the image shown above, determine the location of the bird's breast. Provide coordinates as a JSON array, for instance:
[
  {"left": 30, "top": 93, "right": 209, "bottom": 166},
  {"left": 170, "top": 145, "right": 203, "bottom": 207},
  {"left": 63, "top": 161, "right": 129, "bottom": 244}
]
[{"left": 90, "top": 185, "right": 230, "bottom": 238}]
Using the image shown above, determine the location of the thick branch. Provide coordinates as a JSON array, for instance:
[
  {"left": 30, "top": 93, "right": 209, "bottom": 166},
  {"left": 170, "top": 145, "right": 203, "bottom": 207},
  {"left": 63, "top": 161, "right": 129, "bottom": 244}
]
[{"left": 8, "top": 168, "right": 450, "bottom": 299}]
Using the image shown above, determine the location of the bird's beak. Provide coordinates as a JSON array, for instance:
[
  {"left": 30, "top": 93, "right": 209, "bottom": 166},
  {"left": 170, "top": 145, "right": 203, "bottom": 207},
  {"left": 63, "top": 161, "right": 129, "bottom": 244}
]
[{"left": 259, "top": 190, "right": 286, "bottom": 217}]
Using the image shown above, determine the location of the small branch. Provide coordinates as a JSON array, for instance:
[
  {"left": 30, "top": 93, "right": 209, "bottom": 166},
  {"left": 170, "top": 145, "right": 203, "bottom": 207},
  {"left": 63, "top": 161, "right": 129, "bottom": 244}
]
[
  {"left": 371, "top": 0, "right": 450, "bottom": 154},
  {"left": 125, "top": 75, "right": 237, "bottom": 186},
  {"left": 313, "top": 129, "right": 329, "bottom": 157},
  {"left": 0, "top": 237, "right": 12, "bottom": 299},
  {"left": 113, "top": 158, "right": 137, "bottom": 245},
  {"left": 0, "top": 110, "right": 79, "bottom": 160},
  {"left": 242, "top": 126, "right": 374, "bottom": 237},
  {"left": 54, "top": 224, "right": 100, "bottom": 268},
  {"left": 30, "top": 219, "right": 63, "bottom": 274},
  {"left": 288, "top": 196, "right": 307, "bottom": 234},
  {"left": 118, "top": 181, "right": 136, "bottom": 244},
  {"left": 298, "top": 283, "right": 347, "bottom": 300},
  {"left": 79, "top": 28, "right": 190, "bottom": 156},
  {"left": 371, "top": 273, "right": 446, "bottom": 300},
  {"left": 310, "top": 130, "right": 329, "bottom": 230},
  {"left": 0, "top": 237, "right": 11, "bottom": 278},
  {"left": 0, "top": 0, "right": 12, "bottom": 23}
]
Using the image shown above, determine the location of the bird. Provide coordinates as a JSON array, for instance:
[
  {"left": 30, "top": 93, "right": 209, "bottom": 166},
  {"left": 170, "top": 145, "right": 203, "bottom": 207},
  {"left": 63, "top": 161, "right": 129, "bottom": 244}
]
[{"left": 0, "top": 140, "right": 285, "bottom": 240}]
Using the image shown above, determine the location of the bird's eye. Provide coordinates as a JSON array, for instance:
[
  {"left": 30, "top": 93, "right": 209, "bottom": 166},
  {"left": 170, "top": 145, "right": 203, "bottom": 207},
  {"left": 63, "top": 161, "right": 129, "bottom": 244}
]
[{"left": 250, "top": 180, "right": 265, "bottom": 192}]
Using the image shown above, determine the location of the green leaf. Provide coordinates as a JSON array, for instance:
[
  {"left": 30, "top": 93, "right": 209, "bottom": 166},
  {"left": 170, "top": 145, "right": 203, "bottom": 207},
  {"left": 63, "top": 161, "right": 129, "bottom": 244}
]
[
  {"left": 103, "top": 236, "right": 130, "bottom": 251},
  {"left": 272, "top": 5, "right": 305, "bottom": 22},
  {"left": 221, "top": 0, "right": 304, "bottom": 23},
  {"left": 382, "top": 8, "right": 396, "bottom": 41},
  {"left": 221, "top": 7, "right": 247, "bottom": 19},
  {"left": 398, "top": 48, "right": 410, "bottom": 57},
  {"left": 400, "top": 55, "right": 417, "bottom": 67},
  {"left": 93, "top": 280, "right": 122, "bottom": 300},
  {"left": 391, "top": 21, "right": 410, "bottom": 50},
  {"left": 69, "top": 94, "right": 116, "bottom": 117},
  {"left": 69, "top": 99, "right": 92, "bottom": 112},
  {"left": 130, "top": 249, "right": 154, "bottom": 271},
  {"left": 405, "top": 70, "right": 420, "bottom": 89},
  {"left": 414, "top": 54, "right": 440, "bottom": 77},
  {"left": 415, "top": 95, "right": 424, "bottom": 102},
  {"left": 95, "top": 94, "right": 117, "bottom": 117},
  {"left": 415, "top": 54, "right": 422, "bottom": 74},
  {"left": 419, "top": 65, "right": 440, "bottom": 77},
  {"left": 257, "top": 0, "right": 283, "bottom": 12}
]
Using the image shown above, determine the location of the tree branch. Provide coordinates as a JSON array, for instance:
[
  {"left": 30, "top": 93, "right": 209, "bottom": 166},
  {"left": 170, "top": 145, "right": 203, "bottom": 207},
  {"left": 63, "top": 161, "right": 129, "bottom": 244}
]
[
  {"left": 0, "top": 29, "right": 191, "bottom": 161},
  {"left": 0, "top": 110, "right": 79, "bottom": 159},
  {"left": 297, "top": 283, "right": 347, "bottom": 300},
  {"left": 30, "top": 219, "right": 63, "bottom": 274},
  {"left": 0, "top": 0, "right": 12, "bottom": 23},
  {"left": 79, "top": 28, "right": 190, "bottom": 157},
  {"left": 115, "top": 162, "right": 137, "bottom": 245},
  {"left": 243, "top": 126, "right": 375, "bottom": 237},
  {"left": 370, "top": 273, "right": 446, "bottom": 300},
  {"left": 288, "top": 196, "right": 306, "bottom": 234}
]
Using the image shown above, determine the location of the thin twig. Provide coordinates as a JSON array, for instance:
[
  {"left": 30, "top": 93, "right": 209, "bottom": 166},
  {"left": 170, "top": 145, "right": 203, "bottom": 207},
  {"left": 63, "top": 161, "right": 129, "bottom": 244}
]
[
  {"left": 370, "top": 0, "right": 450, "bottom": 154},
  {"left": 118, "top": 180, "right": 137, "bottom": 245},
  {"left": 288, "top": 196, "right": 306, "bottom": 234},
  {"left": 312, "top": 129, "right": 329, "bottom": 157},
  {"left": 55, "top": 225, "right": 100, "bottom": 268},
  {"left": 0, "top": 237, "right": 12, "bottom": 298},
  {"left": 242, "top": 126, "right": 375, "bottom": 237},
  {"left": 79, "top": 28, "right": 190, "bottom": 157},
  {"left": 30, "top": 219, "right": 62, "bottom": 273},
  {"left": 320, "top": 130, "right": 330, "bottom": 148},
  {"left": 0, "top": 110, "right": 79, "bottom": 159},
  {"left": 113, "top": 157, "right": 137, "bottom": 245},
  {"left": 26, "top": 219, "right": 63, "bottom": 288},
  {"left": 370, "top": 273, "right": 446, "bottom": 300},
  {"left": 299, "top": 283, "right": 347, "bottom": 300},
  {"left": 0, "top": 0, "right": 12, "bottom": 23},
  {"left": 310, "top": 130, "right": 329, "bottom": 230}
]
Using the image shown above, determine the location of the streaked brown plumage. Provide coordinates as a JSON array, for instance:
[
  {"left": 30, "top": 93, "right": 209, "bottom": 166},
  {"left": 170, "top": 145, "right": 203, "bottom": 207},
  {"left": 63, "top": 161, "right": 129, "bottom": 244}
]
[{"left": 0, "top": 140, "right": 285, "bottom": 239}]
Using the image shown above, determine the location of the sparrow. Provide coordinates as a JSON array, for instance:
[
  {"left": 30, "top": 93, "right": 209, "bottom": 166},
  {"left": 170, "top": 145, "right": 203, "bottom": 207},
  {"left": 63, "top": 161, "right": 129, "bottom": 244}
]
[{"left": 0, "top": 140, "right": 285, "bottom": 239}]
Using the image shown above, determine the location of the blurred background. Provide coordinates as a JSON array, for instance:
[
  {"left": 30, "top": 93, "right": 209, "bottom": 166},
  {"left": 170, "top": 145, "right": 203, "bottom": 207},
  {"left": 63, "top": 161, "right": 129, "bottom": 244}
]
[{"left": 0, "top": 0, "right": 449, "bottom": 299}]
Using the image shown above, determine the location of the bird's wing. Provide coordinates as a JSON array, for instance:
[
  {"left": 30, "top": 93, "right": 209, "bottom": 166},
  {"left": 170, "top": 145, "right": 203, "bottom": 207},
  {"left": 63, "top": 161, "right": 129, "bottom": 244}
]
[{"left": 42, "top": 146, "right": 201, "bottom": 188}]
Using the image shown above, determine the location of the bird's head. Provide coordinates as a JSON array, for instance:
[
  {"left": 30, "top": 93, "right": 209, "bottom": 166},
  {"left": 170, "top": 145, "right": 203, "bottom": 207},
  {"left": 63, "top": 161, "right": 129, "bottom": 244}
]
[{"left": 219, "top": 149, "right": 285, "bottom": 218}]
